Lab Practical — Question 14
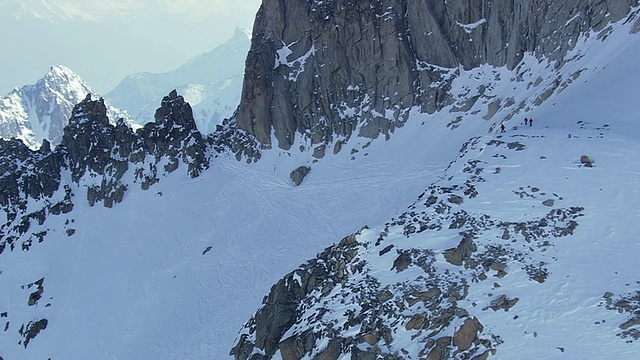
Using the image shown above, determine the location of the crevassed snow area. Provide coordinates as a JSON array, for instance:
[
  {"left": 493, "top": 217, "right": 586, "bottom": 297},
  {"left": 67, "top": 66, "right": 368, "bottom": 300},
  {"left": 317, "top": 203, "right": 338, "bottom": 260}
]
[{"left": 1, "top": 16, "right": 640, "bottom": 360}]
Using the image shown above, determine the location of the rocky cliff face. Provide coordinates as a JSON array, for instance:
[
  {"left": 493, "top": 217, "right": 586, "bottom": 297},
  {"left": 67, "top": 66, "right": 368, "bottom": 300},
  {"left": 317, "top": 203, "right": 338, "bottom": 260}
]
[
  {"left": 0, "top": 90, "right": 209, "bottom": 255},
  {"left": 234, "top": 0, "right": 638, "bottom": 154},
  {"left": 227, "top": 1, "right": 640, "bottom": 359}
]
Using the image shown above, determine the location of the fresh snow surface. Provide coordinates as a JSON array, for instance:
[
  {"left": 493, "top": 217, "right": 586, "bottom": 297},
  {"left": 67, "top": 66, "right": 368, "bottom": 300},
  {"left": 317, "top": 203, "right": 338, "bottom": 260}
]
[{"left": 1, "top": 16, "right": 640, "bottom": 360}]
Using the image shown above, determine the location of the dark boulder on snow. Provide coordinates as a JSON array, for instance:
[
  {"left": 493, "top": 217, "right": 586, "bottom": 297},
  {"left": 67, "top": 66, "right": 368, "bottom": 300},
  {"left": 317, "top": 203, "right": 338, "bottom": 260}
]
[
  {"left": 20, "top": 318, "right": 48, "bottom": 348},
  {"left": 488, "top": 295, "right": 520, "bottom": 312},
  {"left": 443, "top": 235, "right": 478, "bottom": 266},
  {"left": 454, "top": 317, "right": 483, "bottom": 351},
  {"left": 391, "top": 251, "right": 412, "bottom": 272},
  {"left": 580, "top": 154, "right": 594, "bottom": 167},
  {"left": 289, "top": 165, "right": 311, "bottom": 186}
]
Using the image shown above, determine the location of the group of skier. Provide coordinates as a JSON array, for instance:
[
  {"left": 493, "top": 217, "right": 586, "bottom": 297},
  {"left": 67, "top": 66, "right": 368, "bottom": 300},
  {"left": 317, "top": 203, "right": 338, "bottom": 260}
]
[{"left": 500, "top": 117, "right": 533, "bottom": 133}]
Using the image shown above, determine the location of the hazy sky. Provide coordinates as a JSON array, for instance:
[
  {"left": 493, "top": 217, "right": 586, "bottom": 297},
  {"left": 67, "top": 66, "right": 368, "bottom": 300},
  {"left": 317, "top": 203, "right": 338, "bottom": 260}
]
[{"left": 0, "top": 0, "right": 262, "bottom": 95}]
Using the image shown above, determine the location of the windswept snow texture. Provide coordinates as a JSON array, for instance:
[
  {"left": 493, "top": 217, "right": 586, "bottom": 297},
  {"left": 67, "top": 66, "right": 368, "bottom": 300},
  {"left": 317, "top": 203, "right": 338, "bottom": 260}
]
[{"left": 1, "top": 12, "right": 640, "bottom": 360}]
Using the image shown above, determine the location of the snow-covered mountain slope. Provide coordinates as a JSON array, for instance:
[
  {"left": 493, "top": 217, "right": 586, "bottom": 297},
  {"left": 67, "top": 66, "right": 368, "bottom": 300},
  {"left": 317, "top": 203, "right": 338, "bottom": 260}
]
[
  {"left": 106, "top": 27, "right": 251, "bottom": 134},
  {"left": 1, "top": 5, "right": 640, "bottom": 360},
  {"left": 0, "top": 65, "right": 135, "bottom": 150},
  {"left": 230, "top": 19, "right": 640, "bottom": 359}
]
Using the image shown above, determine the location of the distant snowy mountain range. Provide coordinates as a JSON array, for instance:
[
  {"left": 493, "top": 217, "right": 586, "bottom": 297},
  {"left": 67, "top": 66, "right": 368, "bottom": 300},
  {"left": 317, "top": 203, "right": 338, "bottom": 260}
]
[
  {"left": 106, "top": 27, "right": 251, "bottom": 134},
  {"left": 0, "top": 28, "right": 250, "bottom": 147},
  {"left": 0, "top": 0, "right": 260, "bottom": 95},
  {"left": 0, "top": 65, "right": 134, "bottom": 150}
]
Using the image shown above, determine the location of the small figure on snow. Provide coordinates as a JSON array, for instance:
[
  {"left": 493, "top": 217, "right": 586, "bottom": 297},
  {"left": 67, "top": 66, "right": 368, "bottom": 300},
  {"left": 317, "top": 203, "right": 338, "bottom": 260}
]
[
  {"left": 529, "top": 118, "right": 533, "bottom": 126},
  {"left": 500, "top": 123, "right": 506, "bottom": 133},
  {"left": 524, "top": 117, "right": 529, "bottom": 125}
]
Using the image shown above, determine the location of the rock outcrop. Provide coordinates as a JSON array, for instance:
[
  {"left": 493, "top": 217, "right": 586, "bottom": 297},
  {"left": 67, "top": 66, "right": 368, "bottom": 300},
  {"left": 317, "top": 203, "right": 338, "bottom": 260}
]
[
  {"left": 289, "top": 166, "right": 311, "bottom": 186},
  {"left": 0, "top": 89, "right": 216, "bottom": 351},
  {"left": 234, "top": 0, "right": 638, "bottom": 152},
  {"left": 61, "top": 90, "right": 208, "bottom": 206}
]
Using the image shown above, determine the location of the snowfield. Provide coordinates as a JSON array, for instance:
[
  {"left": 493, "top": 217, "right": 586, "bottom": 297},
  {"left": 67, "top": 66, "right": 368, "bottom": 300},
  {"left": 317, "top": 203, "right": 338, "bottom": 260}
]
[{"left": 1, "top": 10, "right": 640, "bottom": 360}]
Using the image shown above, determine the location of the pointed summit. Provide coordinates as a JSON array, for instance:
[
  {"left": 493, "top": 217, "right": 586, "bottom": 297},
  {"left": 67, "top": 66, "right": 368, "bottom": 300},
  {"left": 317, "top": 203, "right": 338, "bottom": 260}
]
[
  {"left": 42, "top": 65, "right": 87, "bottom": 85},
  {"left": 0, "top": 65, "right": 134, "bottom": 150},
  {"left": 154, "top": 89, "right": 195, "bottom": 131}
]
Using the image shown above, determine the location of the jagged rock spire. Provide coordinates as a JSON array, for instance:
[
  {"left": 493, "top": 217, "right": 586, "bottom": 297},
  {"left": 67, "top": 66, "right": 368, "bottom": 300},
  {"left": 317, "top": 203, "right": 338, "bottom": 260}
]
[
  {"left": 3, "top": 89, "right": 209, "bottom": 214},
  {"left": 141, "top": 89, "right": 209, "bottom": 177},
  {"left": 0, "top": 89, "right": 212, "bottom": 256},
  {"left": 154, "top": 89, "right": 197, "bottom": 132}
]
